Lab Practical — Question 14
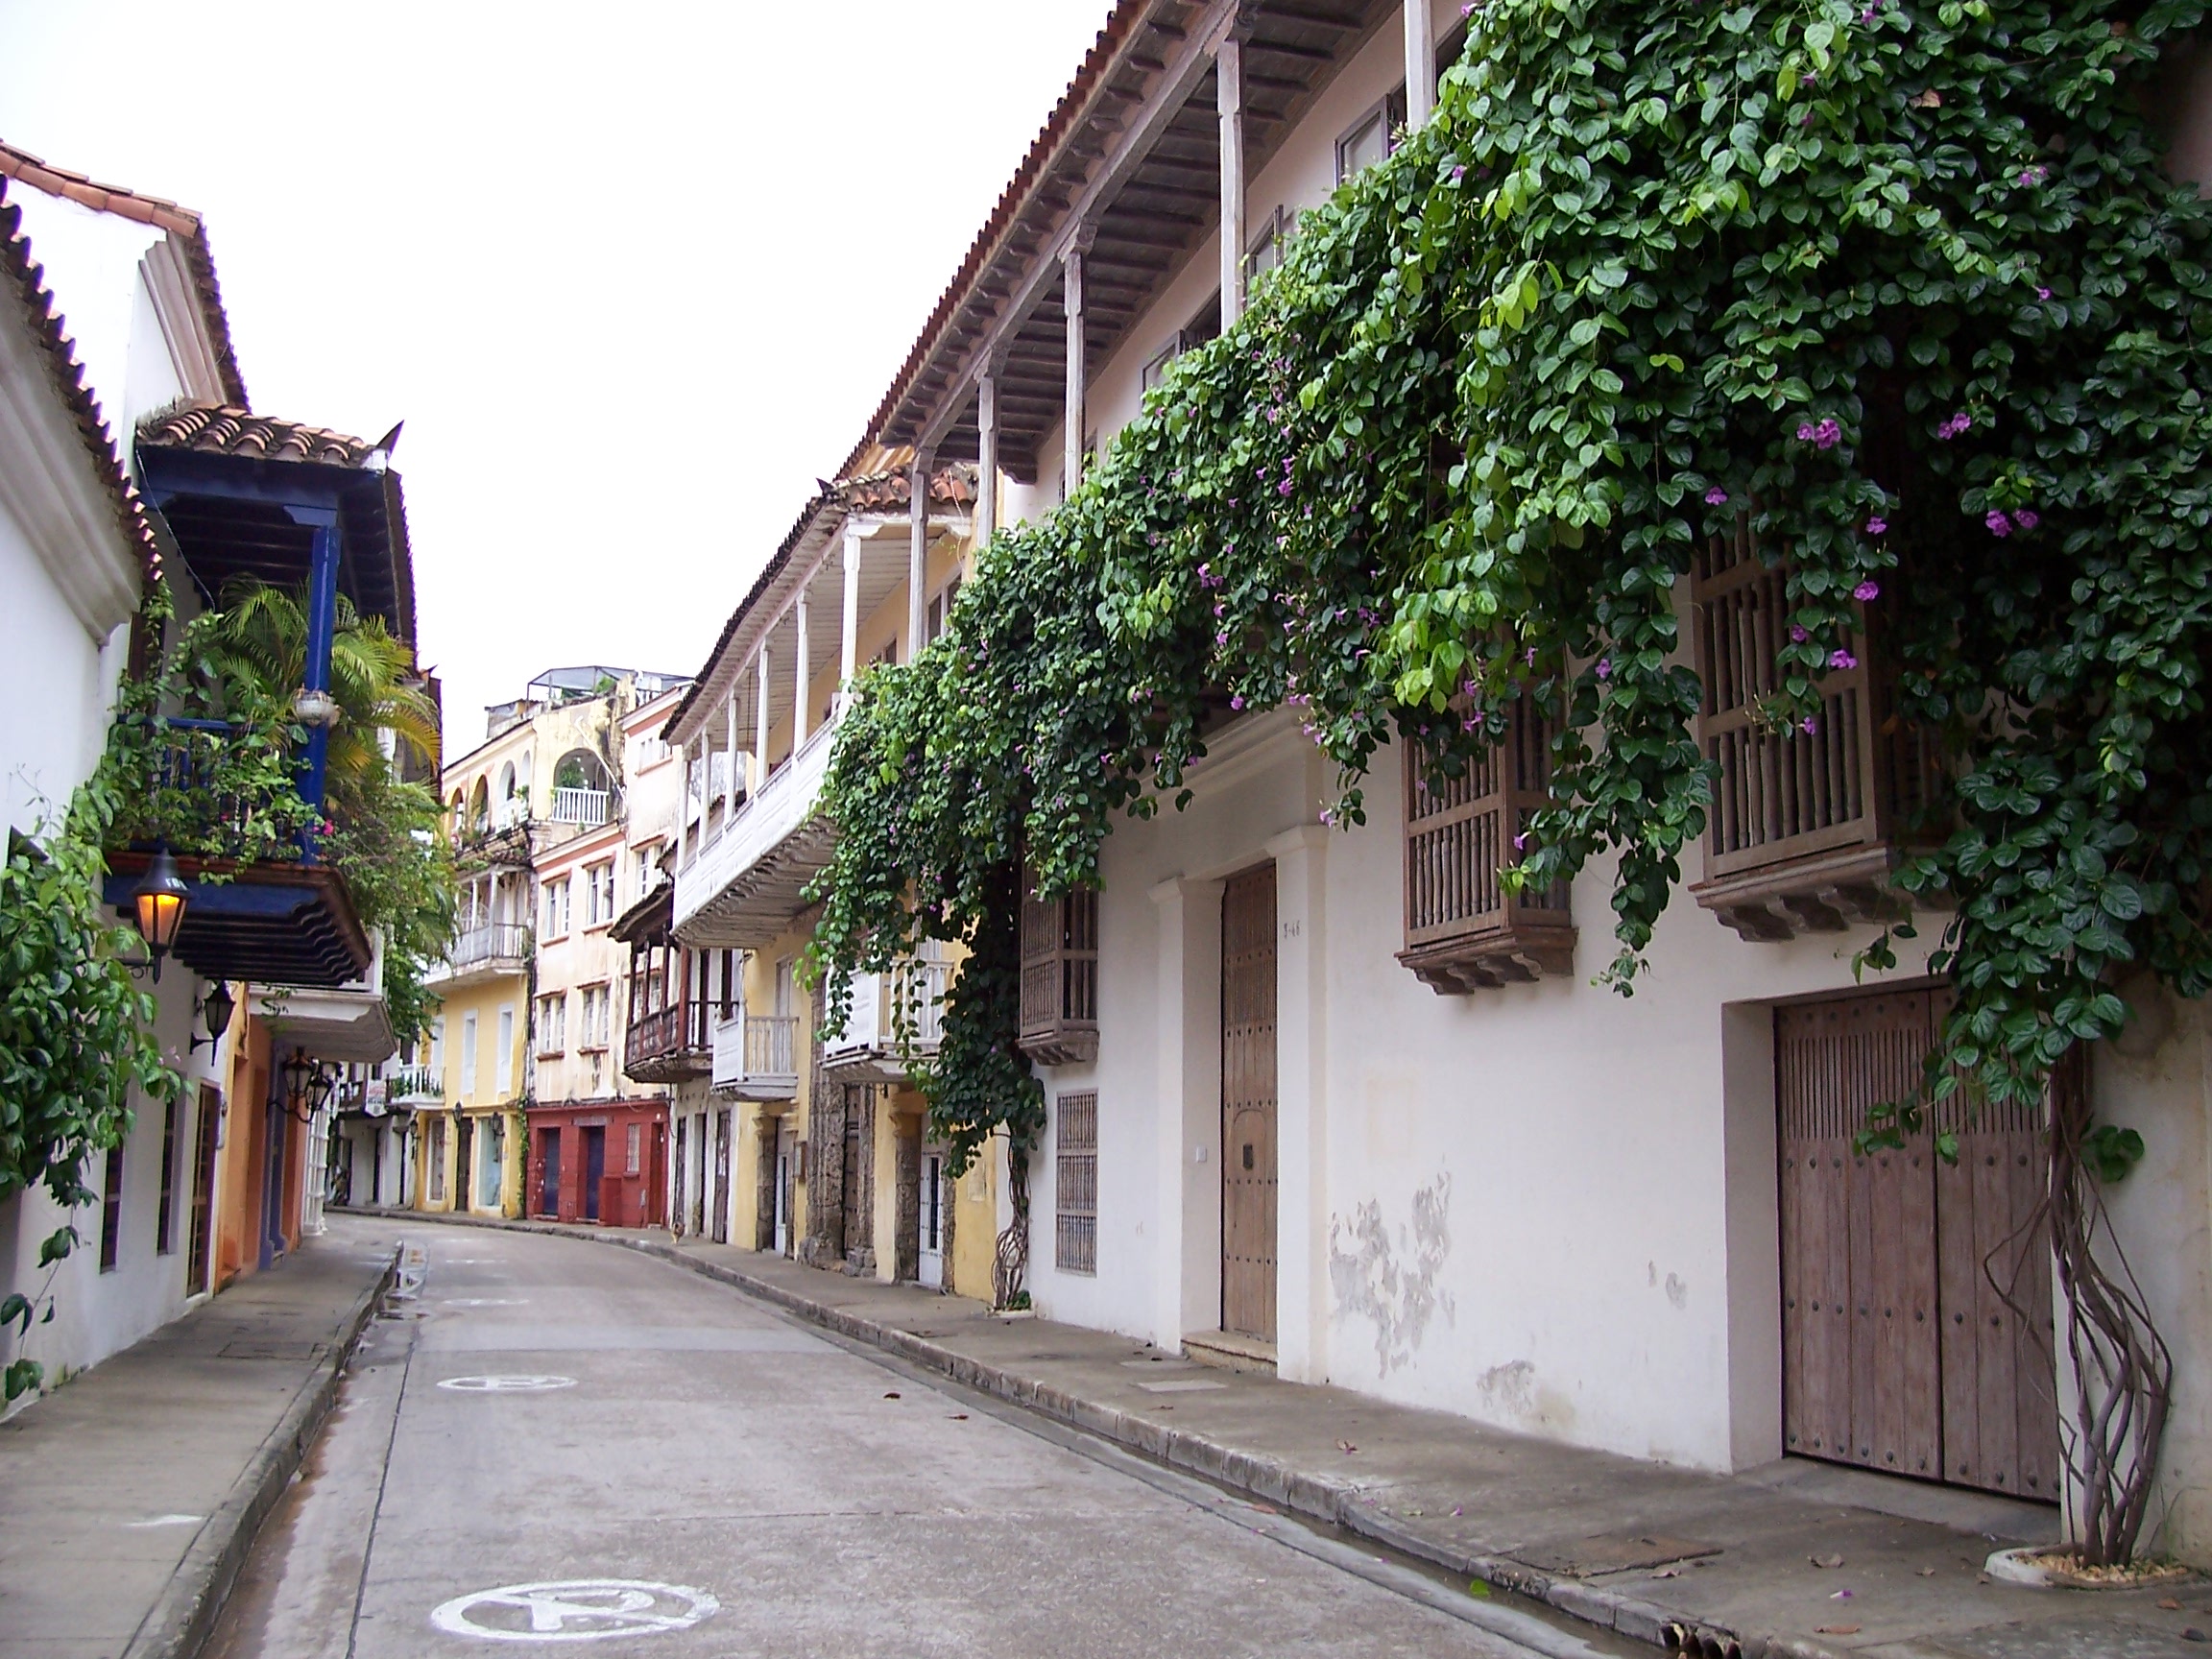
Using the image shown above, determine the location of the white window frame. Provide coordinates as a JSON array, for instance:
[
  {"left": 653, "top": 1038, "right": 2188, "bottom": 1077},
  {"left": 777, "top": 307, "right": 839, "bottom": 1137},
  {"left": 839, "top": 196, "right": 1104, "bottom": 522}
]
[
  {"left": 1335, "top": 88, "right": 1408, "bottom": 185},
  {"left": 494, "top": 1006, "right": 515, "bottom": 1095},
  {"left": 460, "top": 1012, "right": 478, "bottom": 1096}
]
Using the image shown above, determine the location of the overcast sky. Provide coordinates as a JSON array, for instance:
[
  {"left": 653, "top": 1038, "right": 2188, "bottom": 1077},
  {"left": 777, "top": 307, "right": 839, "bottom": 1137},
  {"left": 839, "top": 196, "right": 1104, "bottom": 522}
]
[{"left": 0, "top": 2, "right": 1111, "bottom": 756}]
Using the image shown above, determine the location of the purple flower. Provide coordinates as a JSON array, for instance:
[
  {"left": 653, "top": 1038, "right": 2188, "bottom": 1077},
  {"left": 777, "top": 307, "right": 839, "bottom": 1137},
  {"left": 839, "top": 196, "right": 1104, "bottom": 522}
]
[
  {"left": 1216, "top": 631, "right": 1231, "bottom": 646},
  {"left": 2012, "top": 509, "right": 2040, "bottom": 531},
  {"left": 1790, "top": 624, "right": 1810, "bottom": 643},
  {"left": 1525, "top": 646, "right": 1537, "bottom": 665},
  {"left": 1230, "top": 694, "right": 1245, "bottom": 710},
  {"left": 1596, "top": 657, "right": 1612, "bottom": 681},
  {"left": 1936, "top": 412, "right": 1972, "bottom": 441},
  {"left": 1864, "top": 516, "right": 1887, "bottom": 536},
  {"left": 1451, "top": 164, "right": 1466, "bottom": 182},
  {"left": 1278, "top": 478, "right": 1294, "bottom": 496},
  {"left": 1319, "top": 807, "right": 1336, "bottom": 826},
  {"left": 2019, "top": 165, "right": 2047, "bottom": 186},
  {"left": 1705, "top": 487, "right": 1729, "bottom": 506},
  {"left": 1830, "top": 648, "right": 1858, "bottom": 670},
  {"left": 1801, "top": 716, "right": 1820, "bottom": 735},
  {"left": 2036, "top": 286, "right": 2053, "bottom": 301},
  {"left": 1854, "top": 579, "right": 1881, "bottom": 602},
  {"left": 1513, "top": 832, "right": 1528, "bottom": 851},
  {"left": 1985, "top": 510, "right": 2011, "bottom": 538},
  {"left": 1797, "top": 418, "right": 1842, "bottom": 450}
]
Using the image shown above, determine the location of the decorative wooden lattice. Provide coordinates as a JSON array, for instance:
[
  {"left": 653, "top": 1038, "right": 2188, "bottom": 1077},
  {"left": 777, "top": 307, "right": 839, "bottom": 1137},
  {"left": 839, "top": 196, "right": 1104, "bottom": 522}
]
[
  {"left": 1398, "top": 706, "right": 1575, "bottom": 993},
  {"left": 1690, "top": 515, "right": 1940, "bottom": 940},
  {"left": 1054, "top": 1091, "right": 1098, "bottom": 1276},
  {"left": 1020, "top": 881, "right": 1098, "bottom": 1065}
]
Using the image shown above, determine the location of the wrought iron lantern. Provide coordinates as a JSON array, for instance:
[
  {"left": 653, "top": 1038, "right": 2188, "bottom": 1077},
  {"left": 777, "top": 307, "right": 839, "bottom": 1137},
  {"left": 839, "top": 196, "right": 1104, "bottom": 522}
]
[
  {"left": 191, "top": 980, "right": 236, "bottom": 1055},
  {"left": 131, "top": 844, "right": 190, "bottom": 981}
]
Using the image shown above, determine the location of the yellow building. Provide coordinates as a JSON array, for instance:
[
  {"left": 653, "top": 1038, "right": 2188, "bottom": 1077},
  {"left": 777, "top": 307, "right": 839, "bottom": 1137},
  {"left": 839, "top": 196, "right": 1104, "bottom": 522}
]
[
  {"left": 656, "top": 456, "right": 1002, "bottom": 1300},
  {"left": 421, "top": 667, "right": 689, "bottom": 1218}
]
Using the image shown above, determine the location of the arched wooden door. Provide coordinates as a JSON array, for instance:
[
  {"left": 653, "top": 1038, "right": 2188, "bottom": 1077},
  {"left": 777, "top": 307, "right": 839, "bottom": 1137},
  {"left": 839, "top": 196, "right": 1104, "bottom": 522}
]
[{"left": 1221, "top": 866, "right": 1278, "bottom": 1343}]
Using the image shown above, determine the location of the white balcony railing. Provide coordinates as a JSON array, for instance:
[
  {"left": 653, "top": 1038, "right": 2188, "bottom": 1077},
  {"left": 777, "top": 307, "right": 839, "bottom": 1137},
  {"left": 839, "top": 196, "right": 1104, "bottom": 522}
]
[
  {"left": 551, "top": 786, "right": 612, "bottom": 827},
  {"left": 379, "top": 1062, "right": 443, "bottom": 1103},
  {"left": 823, "top": 950, "right": 949, "bottom": 1070},
  {"left": 446, "top": 922, "right": 531, "bottom": 971},
  {"left": 492, "top": 795, "right": 528, "bottom": 830},
  {"left": 709, "top": 1011, "right": 798, "bottom": 1097},
  {"left": 674, "top": 718, "right": 839, "bottom": 943}
]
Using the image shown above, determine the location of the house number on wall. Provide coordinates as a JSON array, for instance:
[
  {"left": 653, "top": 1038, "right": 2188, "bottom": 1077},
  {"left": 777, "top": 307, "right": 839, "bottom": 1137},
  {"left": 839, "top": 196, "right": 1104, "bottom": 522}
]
[{"left": 1281, "top": 919, "right": 1301, "bottom": 939}]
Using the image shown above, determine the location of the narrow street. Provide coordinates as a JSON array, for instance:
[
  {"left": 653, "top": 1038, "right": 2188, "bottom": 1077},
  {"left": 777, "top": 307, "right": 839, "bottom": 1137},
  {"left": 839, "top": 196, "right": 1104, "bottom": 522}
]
[{"left": 204, "top": 1218, "right": 1610, "bottom": 1659}]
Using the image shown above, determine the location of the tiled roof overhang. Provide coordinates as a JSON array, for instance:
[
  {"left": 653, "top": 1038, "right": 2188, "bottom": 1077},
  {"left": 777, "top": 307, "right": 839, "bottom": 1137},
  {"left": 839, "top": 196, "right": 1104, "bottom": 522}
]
[
  {"left": 0, "top": 142, "right": 250, "bottom": 408},
  {"left": 854, "top": 0, "right": 1396, "bottom": 484},
  {"left": 0, "top": 184, "right": 156, "bottom": 567},
  {"left": 663, "top": 461, "right": 975, "bottom": 743},
  {"left": 137, "top": 404, "right": 419, "bottom": 645}
]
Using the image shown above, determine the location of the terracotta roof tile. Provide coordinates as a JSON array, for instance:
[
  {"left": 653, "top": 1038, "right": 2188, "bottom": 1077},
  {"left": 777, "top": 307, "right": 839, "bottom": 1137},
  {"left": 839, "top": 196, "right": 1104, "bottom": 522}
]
[
  {"left": 0, "top": 182, "right": 156, "bottom": 565},
  {"left": 0, "top": 140, "right": 249, "bottom": 407},
  {"left": 137, "top": 404, "right": 376, "bottom": 468}
]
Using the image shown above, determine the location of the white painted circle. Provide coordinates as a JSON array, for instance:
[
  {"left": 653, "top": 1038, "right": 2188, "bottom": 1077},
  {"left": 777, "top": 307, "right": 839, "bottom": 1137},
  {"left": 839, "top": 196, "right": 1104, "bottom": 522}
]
[
  {"left": 437, "top": 1375, "right": 577, "bottom": 1394},
  {"left": 431, "top": 1579, "right": 717, "bottom": 1642},
  {"left": 444, "top": 1297, "right": 529, "bottom": 1308}
]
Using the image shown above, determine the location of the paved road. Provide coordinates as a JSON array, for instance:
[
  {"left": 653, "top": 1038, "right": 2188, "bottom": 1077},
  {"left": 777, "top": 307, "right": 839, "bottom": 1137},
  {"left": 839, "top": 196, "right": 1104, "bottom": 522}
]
[{"left": 205, "top": 1217, "right": 1607, "bottom": 1659}]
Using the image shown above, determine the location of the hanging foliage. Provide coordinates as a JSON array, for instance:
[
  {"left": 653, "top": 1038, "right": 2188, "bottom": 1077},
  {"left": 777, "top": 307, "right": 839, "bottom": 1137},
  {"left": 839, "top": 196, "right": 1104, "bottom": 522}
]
[{"left": 812, "top": 0, "right": 2212, "bottom": 1553}]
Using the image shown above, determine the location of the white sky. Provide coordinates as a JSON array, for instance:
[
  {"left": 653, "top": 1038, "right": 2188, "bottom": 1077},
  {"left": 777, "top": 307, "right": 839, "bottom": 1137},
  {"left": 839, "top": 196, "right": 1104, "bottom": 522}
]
[{"left": 0, "top": 1, "right": 1112, "bottom": 755}]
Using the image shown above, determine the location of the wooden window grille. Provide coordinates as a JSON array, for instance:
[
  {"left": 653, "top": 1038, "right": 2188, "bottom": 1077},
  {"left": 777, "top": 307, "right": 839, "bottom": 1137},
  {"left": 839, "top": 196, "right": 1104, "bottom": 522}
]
[
  {"left": 1055, "top": 1091, "right": 1098, "bottom": 1276},
  {"left": 1019, "top": 880, "right": 1098, "bottom": 1065},
  {"left": 1689, "top": 513, "right": 1942, "bottom": 939},
  {"left": 99, "top": 1144, "right": 124, "bottom": 1271},
  {"left": 1398, "top": 703, "right": 1575, "bottom": 992}
]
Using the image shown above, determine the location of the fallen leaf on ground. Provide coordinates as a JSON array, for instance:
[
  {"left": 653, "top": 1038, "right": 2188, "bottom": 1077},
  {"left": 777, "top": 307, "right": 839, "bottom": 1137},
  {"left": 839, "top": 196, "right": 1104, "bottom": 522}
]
[
  {"left": 1917, "top": 1567, "right": 1937, "bottom": 1576},
  {"left": 949, "top": 1413, "right": 969, "bottom": 1421},
  {"left": 1451, "top": 1506, "right": 1464, "bottom": 1517},
  {"left": 1337, "top": 1439, "right": 1358, "bottom": 1454},
  {"left": 1466, "top": 1581, "right": 1491, "bottom": 1599},
  {"left": 2160, "top": 1599, "right": 2183, "bottom": 1611},
  {"left": 882, "top": 1391, "right": 901, "bottom": 1400},
  {"left": 1811, "top": 1553, "right": 1845, "bottom": 1569},
  {"left": 1830, "top": 1589, "right": 1854, "bottom": 1600},
  {"left": 1815, "top": 1625, "right": 1862, "bottom": 1637},
  {"left": 1650, "top": 1567, "right": 1680, "bottom": 1579}
]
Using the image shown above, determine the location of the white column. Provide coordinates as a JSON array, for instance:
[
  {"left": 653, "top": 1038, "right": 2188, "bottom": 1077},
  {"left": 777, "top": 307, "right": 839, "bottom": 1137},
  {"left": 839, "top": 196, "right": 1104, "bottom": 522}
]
[
  {"left": 1062, "top": 242, "right": 1088, "bottom": 495},
  {"left": 791, "top": 597, "right": 811, "bottom": 751},
  {"left": 974, "top": 367, "right": 998, "bottom": 552},
  {"left": 684, "top": 736, "right": 701, "bottom": 860},
  {"left": 724, "top": 690, "right": 738, "bottom": 806},
  {"left": 1216, "top": 36, "right": 1246, "bottom": 328},
  {"left": 839, "top": 522, "right": 863, "bottom": 710},
  {"left": 753, "top": 647, "right": 772, "bottom": 794},
  {"left": 1404, "top": 0, "right": 1436, "bottom": 130},
  {"left": 908, "top": 452, "right": 933, "bottom": 658},
  {"left": 1266, "top": 825, "right": 1329, "bottom": 1383},
  {"left": 1150, "top": 873, "right": 1224, "bottom": 1350}
]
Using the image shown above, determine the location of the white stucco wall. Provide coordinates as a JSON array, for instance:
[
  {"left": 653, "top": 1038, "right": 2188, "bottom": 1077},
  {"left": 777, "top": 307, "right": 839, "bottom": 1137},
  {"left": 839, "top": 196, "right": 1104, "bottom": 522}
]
[{"left": 0, "top": 504, "right": 125, "bottom": 838}]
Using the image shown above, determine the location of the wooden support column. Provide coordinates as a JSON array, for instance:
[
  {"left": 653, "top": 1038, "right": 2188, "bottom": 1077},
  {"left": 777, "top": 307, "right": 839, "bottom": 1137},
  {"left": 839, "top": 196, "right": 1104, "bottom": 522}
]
[
  {"left": 1062, "top": 235, "right": 1091, "bottom": 495},
  {"left": 723, "top": 690, "right": 738, "bottom": 807},
  {"left": 1404, "top": 0, "right": 1435, "bottom": 130},
  {"left": 974, "top": 366, "right": 998, "bottom": 552},
  {"left": 839, "top": 521, "right": 863, "bottom": 711},
  {"left": 1216, "top": 36, "right": 1246, "bottom": 328},
  {"left": 791, "top": 597, "right": 811, "bottom": 751},
  {"left": 753, "top": 647, "right": 772, "bottom": 794},
  {"left": 908, "top": 451, "right": 933, "bottom": 658},
  {"left": 685, "top": 736, "right": 702, "bottom": 860}
]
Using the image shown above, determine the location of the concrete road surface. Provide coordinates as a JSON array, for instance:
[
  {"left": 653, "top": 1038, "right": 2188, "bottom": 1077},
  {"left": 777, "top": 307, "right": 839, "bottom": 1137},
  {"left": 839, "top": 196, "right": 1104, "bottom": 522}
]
[{"left": 205, "top": 1217, "right": 1621, "bottom": 1659}]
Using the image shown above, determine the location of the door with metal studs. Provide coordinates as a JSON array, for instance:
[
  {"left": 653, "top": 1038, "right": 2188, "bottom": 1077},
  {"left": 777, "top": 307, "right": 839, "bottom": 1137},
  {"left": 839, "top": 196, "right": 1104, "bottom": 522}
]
[{"left": 1220, "top": 865, "right": 1279, "bottom": 1344}]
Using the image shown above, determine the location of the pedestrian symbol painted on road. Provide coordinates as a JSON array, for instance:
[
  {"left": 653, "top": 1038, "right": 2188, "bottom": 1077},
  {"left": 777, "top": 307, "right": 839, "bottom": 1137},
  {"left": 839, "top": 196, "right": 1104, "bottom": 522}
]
[
  {"left": 437, "top": 1375, "right": 577, "bottom": 1393},
  {"left": 430, "top": 1580, "right": 717, "bottom": 1642}
]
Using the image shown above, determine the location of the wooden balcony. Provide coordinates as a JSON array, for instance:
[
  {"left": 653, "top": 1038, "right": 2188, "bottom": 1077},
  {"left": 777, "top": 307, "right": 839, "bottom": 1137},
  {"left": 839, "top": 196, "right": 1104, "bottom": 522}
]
[
  {"left": 1689, "top": 517, "right": 1942, "bottom": 941},
  {"left": 822, "top": 949, "right": 950, "bottom": 1081},
  {"left": 1019, "top": 885, "right": 1097, "bottom": 1066},
  {"left": 1398, "top": 713, "right": 1575, "bottom": 993},
  {"left": 623, "top": 999, "right": 710, "bottom": 1084}
]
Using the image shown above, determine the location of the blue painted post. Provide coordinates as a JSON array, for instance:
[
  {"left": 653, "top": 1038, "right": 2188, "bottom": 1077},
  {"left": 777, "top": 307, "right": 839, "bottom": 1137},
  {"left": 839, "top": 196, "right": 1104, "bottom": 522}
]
[{"left": 301, "top": 524, "right": 341, "bottom": 847}]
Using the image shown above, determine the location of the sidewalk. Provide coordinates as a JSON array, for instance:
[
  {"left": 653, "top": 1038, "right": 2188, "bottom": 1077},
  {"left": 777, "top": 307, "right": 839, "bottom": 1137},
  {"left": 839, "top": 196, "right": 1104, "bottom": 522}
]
[
  {"left": 0, "top": 1216, "right": 402, "bottom": 1659},
  {"left": 369, "top": 1208, "right": 2207, "bottom": 1659}
]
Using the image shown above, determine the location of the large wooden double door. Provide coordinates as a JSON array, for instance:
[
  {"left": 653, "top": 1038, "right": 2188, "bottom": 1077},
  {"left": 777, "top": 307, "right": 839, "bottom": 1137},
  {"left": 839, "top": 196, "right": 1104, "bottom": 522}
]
[
  {"left": 1221, "top": 866, "right": 1278, "bottom": 1343},
  {"left": 1777, "top": 989, "right": 2058, "bottom": 1499}
]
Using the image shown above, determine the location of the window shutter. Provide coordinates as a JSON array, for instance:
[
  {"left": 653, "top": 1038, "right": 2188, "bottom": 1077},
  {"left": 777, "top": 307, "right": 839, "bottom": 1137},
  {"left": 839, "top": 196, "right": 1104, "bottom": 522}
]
[
  {"left": 1019, "top": 878, "right": 1098, "bottom": 1065},
  {"left": 1398, "top": 698, "right": 1575, "bottom": 992},
  {"left": 1054, "top": 1091, "right": 1097, "bottom": 1276}
]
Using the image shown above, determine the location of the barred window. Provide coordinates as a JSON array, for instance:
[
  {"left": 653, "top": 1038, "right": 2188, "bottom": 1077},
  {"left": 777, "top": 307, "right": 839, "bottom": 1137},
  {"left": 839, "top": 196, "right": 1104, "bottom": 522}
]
[{"left": 1055, "top": 1092, "right": 1098, "bottom": 1276}]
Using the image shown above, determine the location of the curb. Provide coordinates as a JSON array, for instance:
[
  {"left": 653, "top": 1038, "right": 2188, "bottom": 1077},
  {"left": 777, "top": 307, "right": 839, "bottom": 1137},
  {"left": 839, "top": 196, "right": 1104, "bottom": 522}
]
[
  {"left": 121, "top": 1241, "right": 401, "bottom": 1659},
  {"left": 350, "top": 1209, "right": 1842, "bottom": 1659}
]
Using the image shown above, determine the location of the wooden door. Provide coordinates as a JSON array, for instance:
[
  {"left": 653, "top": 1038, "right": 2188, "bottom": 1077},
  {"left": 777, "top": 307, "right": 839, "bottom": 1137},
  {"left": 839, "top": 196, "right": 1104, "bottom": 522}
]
[
  {"left": 840, "top": 1094, "right": 864, "bottom": 1262},
  {"left": 1778, "top": 989, "right": 2058, "bottom": 1498},
  {"left": 1221, "top": 866, "right": 1279, "bottom": 1343},
  {"left": 540, "top": 1129, "right": 562, "bottom": 1218},
  {"left": 671, "top": 1117, "right": 687, "bottom": 1236},
  {"left": 582, "top": 1127, "right": 605, "bottom": 1222},
  {"left": 711, "top": 1110, "right": 733, "bottom": 1243},
  {"left": 188, "top": 1086, "right": 220, "bottom": 1294}
]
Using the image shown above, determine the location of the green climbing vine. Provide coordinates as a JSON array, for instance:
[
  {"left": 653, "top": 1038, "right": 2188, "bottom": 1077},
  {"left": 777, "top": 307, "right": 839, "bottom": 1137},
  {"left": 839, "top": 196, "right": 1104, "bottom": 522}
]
[{"left": 812, "top": 0, "right": 2212, "bottom": 1554}]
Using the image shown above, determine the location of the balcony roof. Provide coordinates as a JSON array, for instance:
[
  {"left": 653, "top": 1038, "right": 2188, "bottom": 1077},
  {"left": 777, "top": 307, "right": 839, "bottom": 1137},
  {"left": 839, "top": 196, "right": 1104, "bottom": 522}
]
[{"left": 103, "top": 849, "right": 372, "bottom": 989}]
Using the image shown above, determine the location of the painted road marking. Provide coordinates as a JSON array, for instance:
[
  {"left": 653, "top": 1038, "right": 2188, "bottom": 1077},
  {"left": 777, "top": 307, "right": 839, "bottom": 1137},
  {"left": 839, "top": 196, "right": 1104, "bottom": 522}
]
[
  {"left": 437, "top": 1375, "right": 578, "bottom": 1393},
  {"left": 444, "top": 1298, "right": 529, "bottom": 1308},
  {"left": 430, "top": 1579, "right": 718, "bottom": 1642}
]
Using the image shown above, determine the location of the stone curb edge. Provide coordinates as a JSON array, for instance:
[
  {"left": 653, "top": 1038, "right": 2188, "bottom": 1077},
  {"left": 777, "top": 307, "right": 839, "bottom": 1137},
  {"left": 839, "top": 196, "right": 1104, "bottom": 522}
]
[
  {"left": 122, "top": 1241, "right": 402, "bottom": 1659},
  {"left": 358, "top": 1209, "right": 1847, "bottom": 1659}
]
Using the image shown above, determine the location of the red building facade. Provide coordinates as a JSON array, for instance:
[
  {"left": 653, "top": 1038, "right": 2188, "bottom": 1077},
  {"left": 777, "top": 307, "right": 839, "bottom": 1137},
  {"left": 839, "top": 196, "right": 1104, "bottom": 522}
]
[{"left": 525, "top": 1098, "right": 667, "bottom": 1227}]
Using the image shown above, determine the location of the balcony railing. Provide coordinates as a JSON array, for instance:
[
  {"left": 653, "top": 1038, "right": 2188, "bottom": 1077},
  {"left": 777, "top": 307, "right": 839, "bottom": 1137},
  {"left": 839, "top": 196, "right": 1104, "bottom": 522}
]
[
  {"left": 824, "top": 952, "right": 950, "bottom": 1075},
  {"left": 551, "top": 787, "right": 612, "bottom": 827},
  {"left": 381, "top": 1063, "right": 443, "bottom": 1103},
  {"left": 710, "top": 1012, "right": 798, "bottom": 1098},
  {"left": 623, "top": 999, "right": 711, "bottom": 1081},
  {"left": 674, "top": 719, "right": 839, "bottom": 947},
  {"left": 445, "top": 922, "right": 531, "bottom": 973}
]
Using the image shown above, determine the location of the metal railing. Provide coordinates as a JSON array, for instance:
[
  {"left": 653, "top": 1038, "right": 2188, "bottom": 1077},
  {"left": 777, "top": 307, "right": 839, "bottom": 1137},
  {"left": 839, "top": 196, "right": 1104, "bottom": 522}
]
[
  {"left": 446, "top": 922, "right": 531, "bottom": 971},
  {"left": 551, "top": 787, "right": 612, "bottom": 826},
  {"left": 381, "top": 1062, "right": 443, "bottom": 1101}
]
